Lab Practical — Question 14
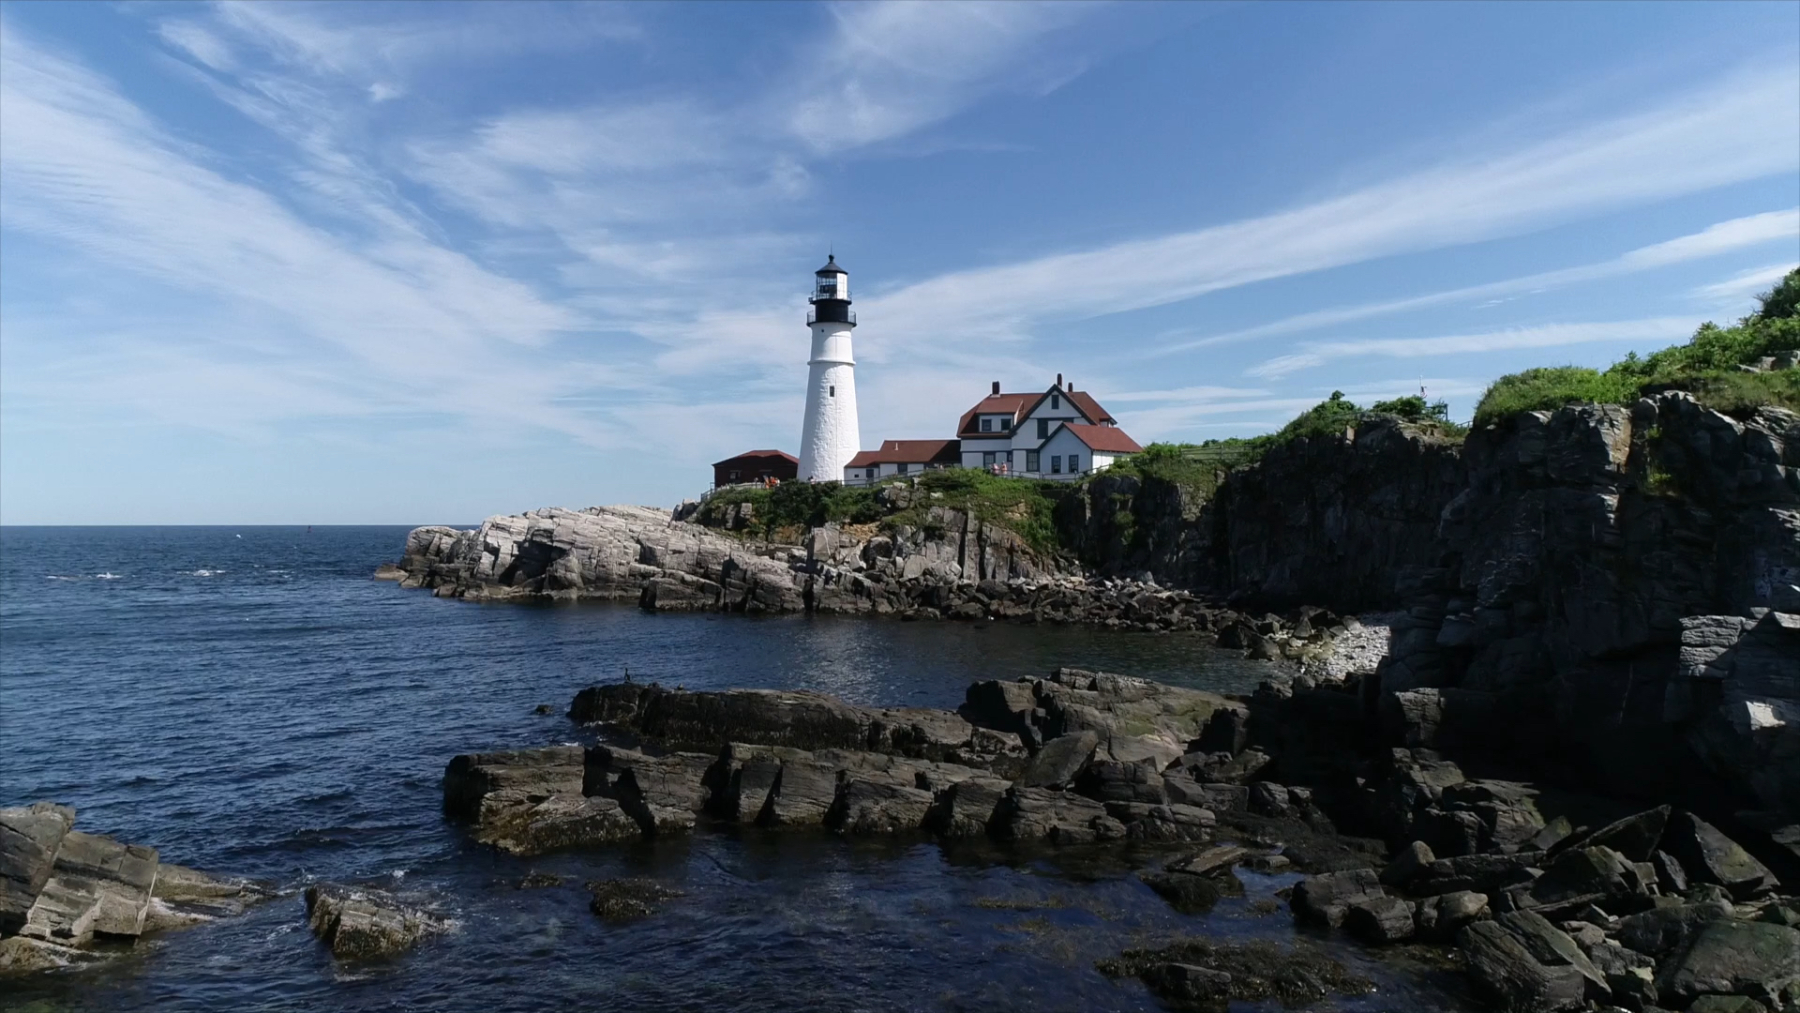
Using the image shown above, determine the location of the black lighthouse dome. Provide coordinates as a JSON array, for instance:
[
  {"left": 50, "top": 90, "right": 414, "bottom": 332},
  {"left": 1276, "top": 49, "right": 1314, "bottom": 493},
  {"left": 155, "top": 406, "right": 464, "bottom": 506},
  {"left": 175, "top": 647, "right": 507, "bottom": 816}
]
[{"left": 808, "top": 253, "right": 855, "bottom": 326}]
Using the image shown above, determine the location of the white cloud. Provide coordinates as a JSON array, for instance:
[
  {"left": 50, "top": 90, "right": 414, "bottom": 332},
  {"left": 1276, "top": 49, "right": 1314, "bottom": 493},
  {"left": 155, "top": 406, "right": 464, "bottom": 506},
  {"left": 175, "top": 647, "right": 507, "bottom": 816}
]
[
  {"left": 1147, "top": 208, "right": 1800, "bottom": 355},
  {"left": 1245, "top": 318, "right": 1698, "bottom": 379},
  {"left": 1692, "top": 262, "right": 1798, "bottom": 305},
  {"left": 157, "top": 20, "right": 236, "bottom": 71}
]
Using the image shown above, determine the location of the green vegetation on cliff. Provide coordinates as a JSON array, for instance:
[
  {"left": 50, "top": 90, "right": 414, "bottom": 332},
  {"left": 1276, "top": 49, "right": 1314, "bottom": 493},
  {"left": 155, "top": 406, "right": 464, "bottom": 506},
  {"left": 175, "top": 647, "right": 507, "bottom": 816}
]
[{"left": 1473, "top": 268, "right": 1800, "bottom": 425}]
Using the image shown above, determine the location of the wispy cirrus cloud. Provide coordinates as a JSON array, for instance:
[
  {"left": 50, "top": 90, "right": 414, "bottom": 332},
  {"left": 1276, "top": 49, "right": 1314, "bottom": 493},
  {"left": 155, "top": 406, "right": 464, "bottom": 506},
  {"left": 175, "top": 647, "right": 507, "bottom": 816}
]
[
  {"left": 1692, "top": 261, "right": 1799, "bottom": 305},
  {"left": 1145, "top": 208, "right": 1800, "bottom": 356},
  {"left": 1244, "top": 318, "right": 1698, "bottom": 379}
]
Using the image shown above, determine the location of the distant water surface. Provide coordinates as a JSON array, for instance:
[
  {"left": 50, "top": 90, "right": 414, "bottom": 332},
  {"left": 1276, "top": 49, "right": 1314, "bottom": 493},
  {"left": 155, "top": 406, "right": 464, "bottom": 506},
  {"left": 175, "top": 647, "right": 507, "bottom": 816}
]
[{"left": 0, "top": 526, "right": 1469, "bottom": 1011}]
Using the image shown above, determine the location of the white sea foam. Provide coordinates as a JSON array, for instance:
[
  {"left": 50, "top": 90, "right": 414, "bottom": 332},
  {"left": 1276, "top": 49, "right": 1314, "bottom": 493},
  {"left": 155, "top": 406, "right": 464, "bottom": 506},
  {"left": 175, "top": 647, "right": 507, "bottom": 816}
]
[
  {"left": 45, "top": 574, "right": 78, "bottom": 581},
  {"left": 95, "top": 572, "right": 124, "bottom": 580},
  {"left": 192, "top": 569, "right": 225, "bottom": 577}
]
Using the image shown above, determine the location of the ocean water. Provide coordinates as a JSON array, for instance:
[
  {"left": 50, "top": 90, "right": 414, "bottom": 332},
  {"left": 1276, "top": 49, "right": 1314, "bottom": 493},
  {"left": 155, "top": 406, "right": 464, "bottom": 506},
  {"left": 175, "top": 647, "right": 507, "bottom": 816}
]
[{"left": 0, "top": 526, "right": 1472, "bottom": 1012}]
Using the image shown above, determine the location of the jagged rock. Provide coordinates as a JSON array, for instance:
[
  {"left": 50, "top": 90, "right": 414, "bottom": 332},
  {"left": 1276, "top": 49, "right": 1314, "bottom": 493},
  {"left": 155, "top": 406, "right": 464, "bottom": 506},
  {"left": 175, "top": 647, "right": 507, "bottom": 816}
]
[
  {"left": 1174, "top": 748, "right": 1273, "bottom": 786},
  {"left": 1164, "top": 775, "right": 1247, "bottom": 813},
  {"left": 1459, "top": 910, "right": 1609, "bottom": 1012},
  {"left": 1167, "top": 845, "right": 1249, "bottom": 878},
  {"left": 18, "top": 831, "right": 158, "bottom": 945},
  {"left": 1291, "top": 868, "right": 1384, "bottom": 928},
  {"left": 989, "top": 786, "right": 1125, "bottom": 844},
  {"left": 1345, "top": 894, "right": 1416, "bottom": 944},
  {"left": 1656, "top": 920, "right": 1800, "bottom": 1008},
  {"left": 1249, "top": 781, "right": 1294, "bottom": 818},
  {"left": 1661, "top": 813, "right": 1781, "bottom": 900},
  {"left": 303, "top": 883, "right": 449, "bottom": 960},
  {"left": 1523, "top": 846, "right": 1646, "bottom": 914},
  {"left": 1074, "top": 757, "right": 1164, "bottom": 803},
  {"left": 1141, "top": 871, "right": 1236, "bottom": 914},
  {"left": 586, "top": 746, "right": 713, "bottom": 834},
  {"left": 1109, "top": 802, "right": 1216, "bottom": 843},
  {"left": 830, "top": 777, "right": 935, "bottom": 835},
  {"left": 1558, "top": 806, "right": 1671, "bottom": 863},
  {"left": 1615, "top": 900, "right": 1736, "bottom": 958},
  {"left": 1441, "top": 780, "right": 1546, "bottom": 851},
  {"left": 1382, "top": 840, "right": 1436, "bottom": 888},
  {"left": 1416, "top": 890, "right": 1489, "bottom": 943},
  {"left": 1142, "top": 961, "right": 1233, "bottom": 1003},
  {"left": 968, "top": 669, "right": 1231, "bottom": 769},
  {"left": 927, "top": 777, "right": 1009, "bottom": 837},
  {"left": 443, "top": 746, "right": 585, "bottom": 821},
  {"left": 1413, "top": 853, "right": 1540, "bottom": 897},
  {"left": 1019, "top": 731, "right": 1100, "bottom": 788},
  {"left": 0, "top": 803, "right": 74, "bottom": 936}
]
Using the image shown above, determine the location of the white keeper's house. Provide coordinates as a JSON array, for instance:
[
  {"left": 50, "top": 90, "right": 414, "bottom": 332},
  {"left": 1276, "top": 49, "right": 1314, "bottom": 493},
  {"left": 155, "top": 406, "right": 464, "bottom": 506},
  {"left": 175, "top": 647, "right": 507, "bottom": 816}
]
[{"left": 844, "top": 374, "right": 1144, "bottom": 486}]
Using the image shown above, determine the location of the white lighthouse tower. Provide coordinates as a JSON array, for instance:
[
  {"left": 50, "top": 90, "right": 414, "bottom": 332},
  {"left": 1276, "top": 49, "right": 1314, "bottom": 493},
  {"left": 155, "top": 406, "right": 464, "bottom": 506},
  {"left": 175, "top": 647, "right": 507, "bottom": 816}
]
[{"left": 797, "top": 254, "right": 861, "bottom": 482}]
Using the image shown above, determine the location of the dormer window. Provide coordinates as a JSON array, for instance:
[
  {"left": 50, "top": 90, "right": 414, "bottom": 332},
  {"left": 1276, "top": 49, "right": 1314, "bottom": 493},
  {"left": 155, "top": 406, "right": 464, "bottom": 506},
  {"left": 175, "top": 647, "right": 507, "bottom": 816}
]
[
  {"left": 981, "top": 418, "right": 992, "bottom": 433},
  {"left": 1000, "top": 418, "right": 1011, "bottom": 431}
]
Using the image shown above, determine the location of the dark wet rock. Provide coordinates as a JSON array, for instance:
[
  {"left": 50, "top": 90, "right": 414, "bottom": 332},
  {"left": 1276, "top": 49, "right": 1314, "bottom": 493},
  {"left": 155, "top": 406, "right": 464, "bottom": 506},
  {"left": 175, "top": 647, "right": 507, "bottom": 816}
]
[
  {"left": 586, "top": 878, "right": 683, "bottom": 923},
  {"left": 1656, "top": 919, "right": 1800, "bottom": 1008},
  {"left": 142, "top": 864, "right": 266, "bottom": 932},
  {"left": 1166, "top": 845, "right": 1248, "bottom": 878},
  {"left": 1416, "top": 889, "right": 1489, "bottom": 943},
  {"left": 0, "top": 803, "right": 75, "bottom": 937},
  {"left": 989, "top": 786, "right": 1126, "bottom": 844},
  {"left": 443, "top": 747, "right": 616, "bottom": 853},
  {"left": 1531, "top": 816, "right": 1575, "bottom": 853},
  {"left": 1382, "top": 839, "right": 1435, "bottom": 888},
  {"left": 1164, "top": 777, "right": 1247, "bottom": 813},
  {"left": 1441, "top": 779, "right": 1547, "bottom": 852},
  {"left": 1140, "top": 870, "right": 1242, "bottom": 914},
  {"left": 1141, "top": 961, "right": 1233, "bottom": 1004},
  {"left": 1523, "top": 846, "right": 1646, "bottom": 914},
  {"left": 966, "top": 669, "right": 1230, "bottom": 770},
  {"left": 1019, "top": 731, "right": 1100, "bottom": 788},
  {"left": 1616, "top": 900, "right": 1736, "bottom": 958},
  {"left": 515, "top": 873, "right": 564, "bottom": 889},
  {"left": 1073, "top": 757, "right": 1164, "bottom": 804},
  {"left": 830, "top": 777, "right": 935, "bottom": 835},
  {"left": 1249, "top": 781, "right": 1293, "bottom": 818},
  {"left": 1414, "top": 852, "right": 1541, "bottom": 897},
  {"left": 1174, "top": 748, "right": 1274, "bottom": 786},
  {"left": 480, "top": 793, "right": 640, "bottom": 856},
  {"left": 585, "top": 745, "right": 714, "bottom": 835},
  {"left": 1579, "top": 936, "right": 1658, "bottom": 1010},
  {"left": 926, "top": 777, "right": 1009, "bottom": 838},
  {"left": 303, "top": 883, "right": 450, "bottom": 960},
  {"left": 1290, "top": 868, "right": 1383, "bottom": 928},
  {"left": 1688, "top": 997, "right": 1771, "bottom": 1013},
  {"left": 1345, "top": 894, "right": 1416, "bottom": 944},
  {"left": 1097, "top": 938, "right": 1374, "bottom": 1007},
  {"left": 1194, "top": 705, "right": 1250, "bottom": 756},
  {"left": 1459, "top": 910, "right": 1608, "bottom": 1012},
  {"left": 1556, "top": 806, "right": 1671, "bottom": 864},
  {"left": 1662, "top": 812, "right": 1781, "bottom": 900},
  {"left": 443, "top": 746, "right": 586, "bottom": 819},
  {"left": 571, "top": 683, "right": 1027, "bottom": 775},
  {"left": 1654, "top": 850, "right": 1690, "bottom": 895},
  {"left": 1108, "top": 803, "right": 1216, "bottom": 843},
  {"left": 532, "top": 703, "right": 555, "bottom": 715}
]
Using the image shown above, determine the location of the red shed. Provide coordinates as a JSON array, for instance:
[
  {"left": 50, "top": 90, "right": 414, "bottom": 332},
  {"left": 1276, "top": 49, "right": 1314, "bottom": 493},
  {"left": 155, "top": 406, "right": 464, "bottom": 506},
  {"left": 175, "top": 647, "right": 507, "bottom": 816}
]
[{"left": 712, "top": 449, "right": 798, "bottom": 488}]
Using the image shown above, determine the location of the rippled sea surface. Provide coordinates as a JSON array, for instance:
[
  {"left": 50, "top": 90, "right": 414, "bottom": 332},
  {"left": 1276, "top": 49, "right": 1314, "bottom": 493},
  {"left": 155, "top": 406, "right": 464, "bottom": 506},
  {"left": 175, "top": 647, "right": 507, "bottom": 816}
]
[{"left": 0, "top": 526, "right": 1472, "bottom": 1012}]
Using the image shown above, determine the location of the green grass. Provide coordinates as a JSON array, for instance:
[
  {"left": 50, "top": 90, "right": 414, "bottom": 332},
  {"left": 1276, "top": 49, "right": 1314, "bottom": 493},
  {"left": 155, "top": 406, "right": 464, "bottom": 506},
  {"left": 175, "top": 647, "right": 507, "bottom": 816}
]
[
  {"left": 1473, "top": 268, "right": 1800, "bottom": 425},
  {"left": 895, "top": 468, "right": 1069, "bottom": 552}
]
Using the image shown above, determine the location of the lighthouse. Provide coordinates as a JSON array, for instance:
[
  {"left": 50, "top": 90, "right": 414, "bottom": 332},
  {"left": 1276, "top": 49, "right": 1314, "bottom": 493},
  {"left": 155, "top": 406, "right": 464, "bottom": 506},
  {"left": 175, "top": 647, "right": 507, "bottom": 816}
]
[{"left": 797, "top": 254, "right": 861, "bottom": 482}]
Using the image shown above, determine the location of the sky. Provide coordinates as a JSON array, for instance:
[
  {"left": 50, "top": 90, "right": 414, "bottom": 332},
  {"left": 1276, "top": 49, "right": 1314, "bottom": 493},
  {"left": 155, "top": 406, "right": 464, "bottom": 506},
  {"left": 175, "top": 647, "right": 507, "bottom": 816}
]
[{"left": 1, "top": 1, "right": 1797, "bottom": 525}]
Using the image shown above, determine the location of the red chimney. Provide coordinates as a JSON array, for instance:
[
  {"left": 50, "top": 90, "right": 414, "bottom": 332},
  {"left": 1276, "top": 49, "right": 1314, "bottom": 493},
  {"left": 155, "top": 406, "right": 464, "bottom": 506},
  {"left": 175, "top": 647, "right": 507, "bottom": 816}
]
[{"left": 991, "top": 381, "right": 1000, "bottom": 395}]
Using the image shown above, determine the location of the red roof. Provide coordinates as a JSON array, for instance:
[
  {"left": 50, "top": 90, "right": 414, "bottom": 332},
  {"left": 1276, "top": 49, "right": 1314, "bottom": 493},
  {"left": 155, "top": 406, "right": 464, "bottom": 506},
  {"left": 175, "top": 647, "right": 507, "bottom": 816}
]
[
  {"left": 713, "top": 449, "right": 798, "bottom": 467},
  {"left": 957, "top": 384, "right": 1115, "bottom": 438},
  {"left": 1062, "top": 423, "right": 1143, "bottom": 454},
  {"left": 846, "top": 439, "right": 961, "bottom": 468}
]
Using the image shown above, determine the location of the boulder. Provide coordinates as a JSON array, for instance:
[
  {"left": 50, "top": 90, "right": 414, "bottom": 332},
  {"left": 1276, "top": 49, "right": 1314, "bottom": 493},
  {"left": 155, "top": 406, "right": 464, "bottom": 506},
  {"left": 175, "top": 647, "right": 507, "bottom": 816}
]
[
  {"left": 1616, "top": 900, "right": 1736, "bottom": 958},
  {"left": 1415, "top": 890, "right": 1489, "bottom": 943},
  {"left": 17, "top": 831, "right": 159, "bottom": 944},
  {"left": 1140, "top": 871, "right": 1233, "bottom": 914},
  {"left": 1523, "top": 846, "right": 1645, "bottom": 914},
  {"left": 830, "top": 778, "right": 935, "bottom": 835},
  {"left": 1249, "top": 781, "right": 1294, "bottom": 818},
  {"left": 1073, "top": 757, "right": 1164, "bottom": 804},
  {"left": 1108, "top": 803, "right": 1216, "bottom": 843},
  {"left": 1459, "top": 911, "right": 1609, "bottom": 1012},
  {"left": 1141, "top": 962, "right": 1233, "bottom": 1003},
  {"left": 1164, "top": 776, "right": 1247, "bottom": 812},
  {"left": 471, "top": 794, "right": 642, "bottom": 855},
  {"left": 1166, "top": 845, "right": 1249, "bottom": 878},
  {"left": 1381, "top": 840, "right": 1436, "bottom": 888},
  {"left": 927, "top": 777, "right": 1008, "bottom": 838},
  {"left": 989, "top": 786, "right": 1126, "bottom": 844},
  {"left": 1346, "top": 895, "right": 1416, "bottom": 944},
  {"left": 1557, "top": 806, "right": 1671, "bottom": 863},
  {"left": 1291, "top": 868, "right": 1384, "bottom": 928},
  {"left": 0, "top": 803, "right": 75, "bottom": 936},
  {"left": 1656, "top": 920, "right": 1800, "bottom": 1008},
  {"left": 1413, "top": 853, "right": 1541, "bottom": 897},
  {"left": 1017, "top": 731, "right": 1100, "bottom": 788},
  {"left": 586, "top": 878, "right": 683, "bottom": 923},
  {"left": 303, "top": 883, "right": 449, "bottom": 960},
  {"left": 1661, "top": 813, "right": 1781, "bottom": 900}
]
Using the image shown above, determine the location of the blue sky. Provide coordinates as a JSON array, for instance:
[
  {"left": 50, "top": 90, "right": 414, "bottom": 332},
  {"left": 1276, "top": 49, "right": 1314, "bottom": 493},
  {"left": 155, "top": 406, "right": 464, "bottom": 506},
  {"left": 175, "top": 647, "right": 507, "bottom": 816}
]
[{"left": 2, "top": 1, "right": 1796, "bottom": 524}]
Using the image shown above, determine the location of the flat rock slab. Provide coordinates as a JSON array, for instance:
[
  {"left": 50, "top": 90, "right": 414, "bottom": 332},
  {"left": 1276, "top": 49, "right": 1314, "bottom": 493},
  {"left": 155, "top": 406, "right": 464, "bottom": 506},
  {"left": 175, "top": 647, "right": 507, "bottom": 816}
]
[
  {"left": 304, "top": 883, "right": 450, "bottom": 960},
  {"left": 18, "top": 831, "right": 159, "bottom": 944},
  {"left": 1658, "top": 919, "right": 1800, "bottom": 1007},
  {"left": 0, "top": 803, "right": 75, "bottom": 936}
]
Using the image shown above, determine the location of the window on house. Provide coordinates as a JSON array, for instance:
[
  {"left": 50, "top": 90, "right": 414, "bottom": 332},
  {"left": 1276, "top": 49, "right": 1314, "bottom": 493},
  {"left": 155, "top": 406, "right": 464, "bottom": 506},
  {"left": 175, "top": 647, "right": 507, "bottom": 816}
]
[
  {"left": 980, "top": 418, "right": 992, "bottom": 432},
  {"left": 1000, "top": 418, "right": 1011, "bottom": 430},
  {"left": 983, "top": 451, "right": 997, "bottom": 468},
  {"left": 1037, "top": 419, "right": 1049, "bottom": 439},
  {"left": 1051, "top": 394, "right": 1060, "bottom": 409},
  {"left": 1068, "top": 454, "right": 1080, "bottom": 473},
  {"left": 1050, "top": 455, "right": 1062, "bottom": 474},
  {"left": 1026, "top": 451, "right": 1040, "bottom": 472},
  {"left": 866, "top": 468, "right": 876, "bottom": 479},
  {"left": 897, "top": 462, "right": 909, "bottom": 474},
  {"left": 729, "top": 470, "right": 741, "bottom": 481}
]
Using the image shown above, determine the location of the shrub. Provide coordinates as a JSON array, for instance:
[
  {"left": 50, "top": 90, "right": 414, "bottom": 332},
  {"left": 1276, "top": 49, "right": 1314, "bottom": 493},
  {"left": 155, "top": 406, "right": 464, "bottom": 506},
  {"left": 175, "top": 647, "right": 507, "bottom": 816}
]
[{"left": 1472, "top": 367, "right": 1633, "bottom": 426}]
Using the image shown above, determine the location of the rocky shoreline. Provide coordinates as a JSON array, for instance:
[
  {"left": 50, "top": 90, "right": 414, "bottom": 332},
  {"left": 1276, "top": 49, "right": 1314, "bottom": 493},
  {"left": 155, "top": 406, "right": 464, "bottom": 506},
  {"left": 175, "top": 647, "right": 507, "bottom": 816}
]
[
  {"left": 440, "top": 671, "right": 1799, "bottom": 1011},
  {"left": 0, "top": 804, "right": 266, "bottom": 975}
]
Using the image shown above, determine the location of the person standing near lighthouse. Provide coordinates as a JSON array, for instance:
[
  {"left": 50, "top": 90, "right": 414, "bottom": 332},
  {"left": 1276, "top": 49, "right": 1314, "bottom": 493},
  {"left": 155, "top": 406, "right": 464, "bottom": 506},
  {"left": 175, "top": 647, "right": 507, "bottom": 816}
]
[{"left": 797, "top": 254, "right": 861, "bottom": 483}]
